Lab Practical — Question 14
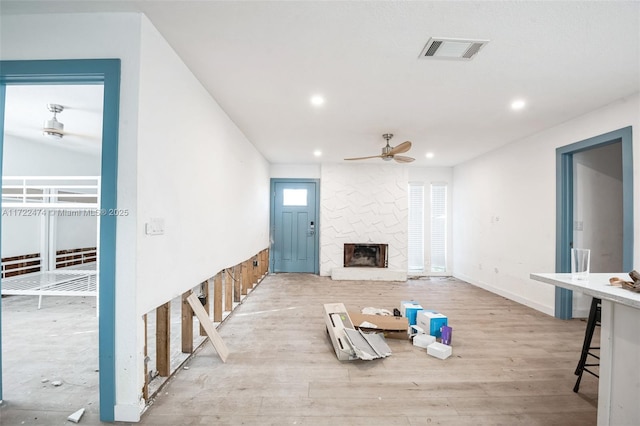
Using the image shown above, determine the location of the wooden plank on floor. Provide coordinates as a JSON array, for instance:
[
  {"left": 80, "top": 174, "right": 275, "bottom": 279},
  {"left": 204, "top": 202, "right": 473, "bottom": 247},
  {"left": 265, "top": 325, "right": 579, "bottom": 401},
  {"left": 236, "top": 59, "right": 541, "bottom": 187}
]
[
  {"left": 156, "top": 302, "right": 170, "bottom": 377},
  {"left": 181, "top": 290, "right": 193, "bottom": 353},
  {"left": 187, "top": 293, "right": 229, "bottom": 363},
  {"left": 213, "top": 273, "right": 222, "bottom": 322}
]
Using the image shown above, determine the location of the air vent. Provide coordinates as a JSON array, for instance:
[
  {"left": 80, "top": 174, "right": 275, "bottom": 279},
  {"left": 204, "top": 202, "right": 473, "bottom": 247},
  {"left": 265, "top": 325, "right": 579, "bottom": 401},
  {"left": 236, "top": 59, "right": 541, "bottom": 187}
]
[{"left": 419, "top": 37, "right": 489, "bottom": 61}]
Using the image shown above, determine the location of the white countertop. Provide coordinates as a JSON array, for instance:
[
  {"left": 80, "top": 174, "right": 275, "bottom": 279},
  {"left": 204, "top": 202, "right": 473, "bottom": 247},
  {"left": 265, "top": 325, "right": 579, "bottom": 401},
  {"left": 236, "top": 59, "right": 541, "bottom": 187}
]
[{"left": 530, "top": 272, "right": 640, "bottom": 310}]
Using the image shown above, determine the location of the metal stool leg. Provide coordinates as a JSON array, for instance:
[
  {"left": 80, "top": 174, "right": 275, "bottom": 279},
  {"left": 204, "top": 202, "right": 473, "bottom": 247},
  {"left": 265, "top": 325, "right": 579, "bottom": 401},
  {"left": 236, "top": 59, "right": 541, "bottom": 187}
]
[{"left": 574, "top": 297, "right": 601, "bottom": 392}]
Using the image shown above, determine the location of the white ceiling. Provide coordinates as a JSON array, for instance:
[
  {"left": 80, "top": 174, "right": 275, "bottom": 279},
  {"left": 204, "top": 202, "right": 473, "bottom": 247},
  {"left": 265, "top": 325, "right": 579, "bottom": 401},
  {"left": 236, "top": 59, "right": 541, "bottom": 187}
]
[
  {"left": 2, "top": 1, "right": 639, "bottom": 166},
  {"left": 4, "top": 85, "right": 104, "bottom": 156}
]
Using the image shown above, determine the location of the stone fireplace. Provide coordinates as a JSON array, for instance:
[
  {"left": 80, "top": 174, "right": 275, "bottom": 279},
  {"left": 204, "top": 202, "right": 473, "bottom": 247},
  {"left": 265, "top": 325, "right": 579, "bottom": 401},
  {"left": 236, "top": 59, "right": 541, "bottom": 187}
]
[{"left": 343, "top": 243, "right": 388, "bottom": 268}]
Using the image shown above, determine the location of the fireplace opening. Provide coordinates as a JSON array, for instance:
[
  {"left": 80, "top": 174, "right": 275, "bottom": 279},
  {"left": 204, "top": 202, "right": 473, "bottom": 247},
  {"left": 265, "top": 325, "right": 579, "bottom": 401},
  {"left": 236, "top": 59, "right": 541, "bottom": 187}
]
[{"left": 344, "top": 243, "right": 388, "bottom": 268}]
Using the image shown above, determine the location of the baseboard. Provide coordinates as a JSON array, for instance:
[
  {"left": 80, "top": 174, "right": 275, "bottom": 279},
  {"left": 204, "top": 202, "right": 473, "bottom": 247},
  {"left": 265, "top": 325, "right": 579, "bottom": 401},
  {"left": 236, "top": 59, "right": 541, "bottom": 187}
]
[{"left": 453, "top": 273, "right": 555, "bottom": 316}]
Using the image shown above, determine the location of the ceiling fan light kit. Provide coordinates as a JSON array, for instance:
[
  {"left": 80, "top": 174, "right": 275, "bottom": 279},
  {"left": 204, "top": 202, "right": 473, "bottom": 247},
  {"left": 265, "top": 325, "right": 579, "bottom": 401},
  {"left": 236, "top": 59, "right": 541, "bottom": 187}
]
[
  {"left": 344, "top": 133, "right": 415, "bottom": 163},
  {"left": 43, "top": 103, "right": 64, "bottom": 138}
]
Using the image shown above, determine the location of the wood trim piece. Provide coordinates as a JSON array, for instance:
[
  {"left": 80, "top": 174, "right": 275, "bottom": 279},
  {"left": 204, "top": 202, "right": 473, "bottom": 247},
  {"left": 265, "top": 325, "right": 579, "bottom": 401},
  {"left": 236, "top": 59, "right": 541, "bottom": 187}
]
[{"left": 187, "top": 293, "right": 229, "bottom": 363}]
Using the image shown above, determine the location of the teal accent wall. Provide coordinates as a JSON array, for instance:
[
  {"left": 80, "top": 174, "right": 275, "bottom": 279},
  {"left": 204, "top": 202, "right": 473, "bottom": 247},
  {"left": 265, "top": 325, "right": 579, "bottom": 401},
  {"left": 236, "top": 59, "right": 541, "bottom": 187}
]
[
  {"left": 556, "top": 126, "right": 633, "bottom": 319},
  {"left": 0, "top": 59, "right": 120, "bottom": 422}
]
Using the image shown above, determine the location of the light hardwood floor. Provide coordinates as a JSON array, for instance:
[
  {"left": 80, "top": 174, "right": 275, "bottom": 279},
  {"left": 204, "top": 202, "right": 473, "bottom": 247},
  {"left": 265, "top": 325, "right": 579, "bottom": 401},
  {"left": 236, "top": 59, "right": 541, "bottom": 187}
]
[{"left": 134, "top": 274, "right": 598, "bottom": 426}]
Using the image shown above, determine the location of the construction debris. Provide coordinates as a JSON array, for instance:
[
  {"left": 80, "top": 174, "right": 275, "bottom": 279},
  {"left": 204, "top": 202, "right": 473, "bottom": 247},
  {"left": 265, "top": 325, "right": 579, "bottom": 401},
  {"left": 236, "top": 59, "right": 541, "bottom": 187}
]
[{"left": 67, "top": 408, "right": 85, "bottom": 423}]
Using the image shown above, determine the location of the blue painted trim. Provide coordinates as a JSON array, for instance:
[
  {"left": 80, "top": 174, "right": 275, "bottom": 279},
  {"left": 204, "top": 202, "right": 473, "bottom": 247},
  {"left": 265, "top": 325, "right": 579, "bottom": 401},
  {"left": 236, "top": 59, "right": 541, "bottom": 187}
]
[
  {"left": 620, "top": 127, "right": 634, "bottom": 271},
  {"left": 0, "top": 59, "right": 120, "bottom": 422},
  {"left": 270, "top": 178, "right": 320, "bottom": 274},
  {"left": 555, "top": 126, "right": 634, "bottom": 319},
  {"left": 555, "top": 152, "right": 573, "bottom": 319},
  {"left": 0, "top": 81, "right": 6, "bottom": 401}
]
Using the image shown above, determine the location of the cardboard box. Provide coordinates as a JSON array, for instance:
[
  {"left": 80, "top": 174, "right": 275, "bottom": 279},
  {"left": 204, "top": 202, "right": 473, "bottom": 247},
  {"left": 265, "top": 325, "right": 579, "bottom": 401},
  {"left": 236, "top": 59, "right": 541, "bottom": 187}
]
[
  {"left": 417, "top": 310, "right": 448, "bottom": 338},
  {"left": 427, "top": 342, "right": 452, "bottom": 360},
  {"left": 349, "top": 311, "right": 409, "bottom": 340},
  {"left": 399, "top": 301, "right": 423, "bottom": 326}
]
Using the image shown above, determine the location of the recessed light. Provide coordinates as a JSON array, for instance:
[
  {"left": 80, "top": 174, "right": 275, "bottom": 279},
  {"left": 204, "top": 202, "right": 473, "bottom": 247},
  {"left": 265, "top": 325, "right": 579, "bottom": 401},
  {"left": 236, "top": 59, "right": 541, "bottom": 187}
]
[
  {"left": 310, "top": 95, "right": 325, "bottom": 106},
  {"left": 426, "top": 152, "right": 435, "bottom": 159},
  {"left": 313, "top": 150, "right": 322, "bottom": 157},
  {"left": 511, "top": 99, "right": 526, "bottom": 110}
]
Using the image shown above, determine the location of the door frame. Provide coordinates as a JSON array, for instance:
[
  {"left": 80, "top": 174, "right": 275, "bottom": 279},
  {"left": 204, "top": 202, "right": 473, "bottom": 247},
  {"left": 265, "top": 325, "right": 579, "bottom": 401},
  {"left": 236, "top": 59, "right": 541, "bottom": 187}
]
[
  {"left": 0, "top": 59, "right": 120, "bottom": 422},
  {"left": 555, "top": 126, "right": 633, "bottom": 319},
  {"left": 269, "top": 178, "right": 320, "bottom": 274}
]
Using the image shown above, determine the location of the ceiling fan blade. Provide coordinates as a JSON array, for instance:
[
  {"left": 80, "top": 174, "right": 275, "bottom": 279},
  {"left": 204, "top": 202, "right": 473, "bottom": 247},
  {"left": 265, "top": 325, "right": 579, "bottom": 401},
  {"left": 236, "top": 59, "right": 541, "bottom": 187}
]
[
  {"left": 344, "top": 155, "right": 383, "bottom": 161},
  {"left": 388, "top": 141, "right": 412, "bottom": 155},
  {"left": 393, "top": 155, "right": 415, "bottom": 163}
]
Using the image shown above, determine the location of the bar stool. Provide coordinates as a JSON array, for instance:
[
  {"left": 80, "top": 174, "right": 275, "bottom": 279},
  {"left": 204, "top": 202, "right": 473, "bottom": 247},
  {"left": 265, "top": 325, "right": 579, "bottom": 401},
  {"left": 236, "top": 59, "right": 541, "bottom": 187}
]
[{"left": 574, "top": 297, "right": 601, "bottom": 392}]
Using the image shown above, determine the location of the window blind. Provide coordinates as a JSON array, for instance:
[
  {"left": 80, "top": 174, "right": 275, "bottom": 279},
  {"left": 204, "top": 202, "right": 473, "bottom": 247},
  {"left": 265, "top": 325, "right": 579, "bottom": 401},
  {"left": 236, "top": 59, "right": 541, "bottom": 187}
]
[{"left": 430, "top": 183, "right": 447, "bottom": 272}]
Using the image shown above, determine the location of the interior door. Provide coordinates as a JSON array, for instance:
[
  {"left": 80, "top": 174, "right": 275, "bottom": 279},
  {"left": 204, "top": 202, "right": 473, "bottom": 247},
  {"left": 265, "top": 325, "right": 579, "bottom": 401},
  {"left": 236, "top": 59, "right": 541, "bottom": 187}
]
[{"left": 272, "top": 181, "right": 318, "bottom": 273}]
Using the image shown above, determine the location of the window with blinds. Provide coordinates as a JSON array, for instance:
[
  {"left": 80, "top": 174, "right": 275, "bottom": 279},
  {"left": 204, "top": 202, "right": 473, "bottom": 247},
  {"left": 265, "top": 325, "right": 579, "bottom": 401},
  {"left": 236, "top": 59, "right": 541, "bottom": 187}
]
[
  {"left": 408, "top": 183, "right": 424, "bottom": 272},
  {"left": 430, "top": 183, "right": 447, "bottom": 272}
]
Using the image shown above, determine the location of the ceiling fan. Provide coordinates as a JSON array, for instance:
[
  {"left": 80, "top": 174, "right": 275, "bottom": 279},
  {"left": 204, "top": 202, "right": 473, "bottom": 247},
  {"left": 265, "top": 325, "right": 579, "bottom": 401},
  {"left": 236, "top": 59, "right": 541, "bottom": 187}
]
[{"left": 345, "top": 133, "right": 415, "bottom": 163}]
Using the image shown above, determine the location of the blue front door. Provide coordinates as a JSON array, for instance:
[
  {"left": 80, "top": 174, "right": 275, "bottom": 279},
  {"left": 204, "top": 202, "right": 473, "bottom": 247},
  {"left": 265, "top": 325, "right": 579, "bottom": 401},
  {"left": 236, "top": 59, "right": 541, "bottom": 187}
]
[{"left": 272, "top": 181, "right": 317, "bottom": 273}]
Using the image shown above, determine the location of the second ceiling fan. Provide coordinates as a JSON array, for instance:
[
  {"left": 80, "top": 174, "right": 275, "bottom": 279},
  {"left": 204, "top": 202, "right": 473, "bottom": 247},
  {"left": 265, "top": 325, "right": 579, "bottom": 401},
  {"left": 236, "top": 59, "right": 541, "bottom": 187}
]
[{"left": 345, "top": 133, "right": 415, "bottom": 163}]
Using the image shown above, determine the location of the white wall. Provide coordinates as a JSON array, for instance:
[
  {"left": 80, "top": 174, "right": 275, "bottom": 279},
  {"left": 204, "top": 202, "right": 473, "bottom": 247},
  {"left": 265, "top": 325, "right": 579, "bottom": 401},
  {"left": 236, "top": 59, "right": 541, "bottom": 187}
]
[
  {"left": 453, "top": 93, "right": 640, "bottom": 316},
  {"left": 270, "top": 164, "right": 321, "bottom": 179},
  {"left": 408, "top": 167, "right": 453, "bottom": 275},
  {"left": 320, "top": 164, "right": 408, "bottom": 275},
  {"left": 3, "top": 136, "right": 101, "bottom": 176},
  {"left": 1, "top": 12, "right": 270, "bottom": 421}
]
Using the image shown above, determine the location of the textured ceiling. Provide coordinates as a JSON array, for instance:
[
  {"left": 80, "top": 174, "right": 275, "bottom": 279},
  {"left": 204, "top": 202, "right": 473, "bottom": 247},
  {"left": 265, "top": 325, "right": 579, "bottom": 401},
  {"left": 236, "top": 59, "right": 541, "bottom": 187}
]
[{"left": 2, "top": 1, "right": 639, "bottom": 166}]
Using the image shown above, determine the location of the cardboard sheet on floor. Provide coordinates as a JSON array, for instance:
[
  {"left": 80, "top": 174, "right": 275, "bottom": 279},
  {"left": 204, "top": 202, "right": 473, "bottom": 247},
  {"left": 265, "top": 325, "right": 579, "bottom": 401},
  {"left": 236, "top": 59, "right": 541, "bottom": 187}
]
[
  {"left": 348, "top": 311, "right": 409, "bottom": 339},
  {"left": 187, "top": 293, "right": 229, "bottom": 362}
]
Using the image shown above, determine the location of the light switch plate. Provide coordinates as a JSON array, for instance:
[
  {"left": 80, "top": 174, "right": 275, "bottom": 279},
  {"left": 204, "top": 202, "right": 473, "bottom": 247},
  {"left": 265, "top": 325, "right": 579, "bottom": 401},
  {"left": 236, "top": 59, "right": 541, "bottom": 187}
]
[{"left": 145, "top": 218, "right": 165, "bottom": 235}]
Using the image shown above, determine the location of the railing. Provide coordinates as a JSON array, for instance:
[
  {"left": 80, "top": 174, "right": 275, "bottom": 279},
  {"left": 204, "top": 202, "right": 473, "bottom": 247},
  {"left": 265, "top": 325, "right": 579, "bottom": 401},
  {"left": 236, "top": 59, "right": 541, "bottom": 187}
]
[{"left": 2, "top": 176, "right": 100, "bottom": 209}]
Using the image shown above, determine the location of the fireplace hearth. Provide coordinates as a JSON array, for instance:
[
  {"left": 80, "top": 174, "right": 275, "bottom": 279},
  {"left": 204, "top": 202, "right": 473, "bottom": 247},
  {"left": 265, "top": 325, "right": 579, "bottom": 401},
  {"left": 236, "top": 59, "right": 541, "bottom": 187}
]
[{"left": 343, "top": 243, "right": 388, "bottom": 268}]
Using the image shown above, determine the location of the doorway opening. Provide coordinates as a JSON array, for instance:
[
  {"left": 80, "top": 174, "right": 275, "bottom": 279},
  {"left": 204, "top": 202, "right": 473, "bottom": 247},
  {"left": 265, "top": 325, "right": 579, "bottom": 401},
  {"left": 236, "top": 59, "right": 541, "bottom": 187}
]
[
  {"left": 556, "top": 126, "right": 633, "bottom": 319},
  {"left": 0, "top": 59, "right": 120, "bottom": 422}
]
